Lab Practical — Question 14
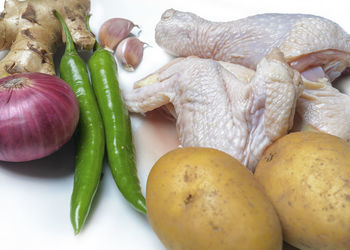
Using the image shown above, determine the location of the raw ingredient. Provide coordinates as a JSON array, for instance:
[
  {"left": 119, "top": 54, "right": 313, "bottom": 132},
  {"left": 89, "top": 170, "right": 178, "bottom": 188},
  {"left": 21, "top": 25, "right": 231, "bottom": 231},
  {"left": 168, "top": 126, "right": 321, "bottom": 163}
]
[
  {"left": 55, "top": 11, "right": 105, "bottom": 234},
  {"left": 146, "top": 147, "right": 283, "bottom": 250},
  {"left": 155, "top": 9, "right": 350, "bottom": 142},
  {"left": 292, "top": 77, "right": 350, "bottom": 142},
  {"left": 98, "top": 17, "right": 138, "bottom": 51},
  {"left": 0, "top": 72, "right": 79, "bottom": 162},
  {"left": 255, "top": 131, "right": 350, "bottom": 250},
  {"left": 87, "top": 19, "right": 146, "bottom": 214},
  {"left": 115, "top": 37, "right": 145, "bottom": 71},
  {"left": 155, "top": 9, "right": 350, "bottom": 81},
  {"left": 124, "top": 49, "right": 302, "bottom": 171},
  {"left": 0, "top": 0, "right": 95, "bottom": 77}
]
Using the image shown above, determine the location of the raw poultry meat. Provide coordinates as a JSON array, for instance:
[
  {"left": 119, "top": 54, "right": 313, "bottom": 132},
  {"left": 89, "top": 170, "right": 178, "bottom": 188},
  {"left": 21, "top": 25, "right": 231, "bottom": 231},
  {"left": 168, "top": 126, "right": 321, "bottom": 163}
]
[
  {"left": 293, "top": 77, "right": 350, "bottom": 141},
  {"left": 155, "top": 9, "right": 350, "bottom": 81},
  {"left": 155, "top": 9, "right": 350, "bottom": 141},
  {"left": 220, "top": 63, "right": 350, "bottom": 141},
  {"left": 124, "top": 49, "right": 302, "bottom": 171}
]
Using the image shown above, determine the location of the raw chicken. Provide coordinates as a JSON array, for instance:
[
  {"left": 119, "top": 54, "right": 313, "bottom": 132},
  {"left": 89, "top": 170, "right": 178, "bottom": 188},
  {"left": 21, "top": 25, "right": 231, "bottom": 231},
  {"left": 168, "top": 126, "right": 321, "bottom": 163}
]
[
  {"left": 124, "top": 49, "right": 302, "bottom": 171},
  {"left": 220, "top": 64, "right": 350, "bottom": 142},
  {"left": 293, "top": 76, "right": 350, "bottom": 141},
  {"left": 155, "top": 9, "right": 350, "bottom": 81},
  {"left": 155, "top": 9, "right": 350, "bottom": 141}
]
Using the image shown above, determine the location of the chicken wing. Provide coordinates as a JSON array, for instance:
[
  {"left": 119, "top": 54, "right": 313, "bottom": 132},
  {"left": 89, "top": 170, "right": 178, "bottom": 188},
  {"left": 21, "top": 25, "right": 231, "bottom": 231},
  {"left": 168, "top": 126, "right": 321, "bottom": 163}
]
[{"left": 124, "top": 49, "right": 302, "bottom": 171}]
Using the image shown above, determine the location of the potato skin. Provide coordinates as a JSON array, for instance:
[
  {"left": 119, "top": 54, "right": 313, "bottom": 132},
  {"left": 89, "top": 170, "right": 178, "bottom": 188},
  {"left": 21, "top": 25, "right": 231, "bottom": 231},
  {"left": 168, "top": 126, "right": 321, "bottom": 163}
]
[
  {"left": 146, "top": 147, "right": 282, "bottom": 250},
  {"left": 255, "top": 132, "right": 350, "bottom": 250}
]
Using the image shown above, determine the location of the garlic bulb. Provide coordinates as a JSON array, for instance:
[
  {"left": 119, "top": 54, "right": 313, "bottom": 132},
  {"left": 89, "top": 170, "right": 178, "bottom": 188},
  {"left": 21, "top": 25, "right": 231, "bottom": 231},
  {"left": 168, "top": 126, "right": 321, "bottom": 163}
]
[{"left": 116, "top": 37, "right": 145, "bottom": 71}]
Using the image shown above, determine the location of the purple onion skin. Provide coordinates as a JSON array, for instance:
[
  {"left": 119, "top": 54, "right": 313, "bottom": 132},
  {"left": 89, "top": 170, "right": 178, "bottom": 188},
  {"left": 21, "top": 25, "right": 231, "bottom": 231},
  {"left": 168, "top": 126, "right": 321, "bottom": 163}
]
[{"left": 0, "top": 73, "right": 79, "bottom": 162}]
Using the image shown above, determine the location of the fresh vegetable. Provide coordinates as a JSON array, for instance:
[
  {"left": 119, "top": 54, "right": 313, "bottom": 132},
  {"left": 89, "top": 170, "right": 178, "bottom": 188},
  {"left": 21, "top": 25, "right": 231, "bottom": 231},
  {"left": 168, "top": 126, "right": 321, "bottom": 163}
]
[
  {"left": 115, "top": 37, "right": 146, "bottom": 71},
  {"left": 0, "top": 0, "right": 95, "bottom": 77},
  {"left": 98, "top": 17, "right": 138, "bottom": 51},
  {"left": 87, "top": 18, "right": 146, "bottom": 214},
  {"left": 146, "top": 147, "right": 282, "bottom": 250},
  {"left": 54, "top": 11, "right": 105, "bottom": 234},
  {"left": 0, "top": 72, "right": 79, "bottom": 162},
  {"left": 255, "top": 131, "right": 350, "bottom": 250}
]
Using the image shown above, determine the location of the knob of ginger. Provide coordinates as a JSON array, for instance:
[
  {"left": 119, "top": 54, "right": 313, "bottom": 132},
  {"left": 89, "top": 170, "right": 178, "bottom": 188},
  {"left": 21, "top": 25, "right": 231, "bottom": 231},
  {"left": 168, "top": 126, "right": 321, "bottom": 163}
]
[{"left": 0, "top": 0, "right": 95, "bottom": 77}]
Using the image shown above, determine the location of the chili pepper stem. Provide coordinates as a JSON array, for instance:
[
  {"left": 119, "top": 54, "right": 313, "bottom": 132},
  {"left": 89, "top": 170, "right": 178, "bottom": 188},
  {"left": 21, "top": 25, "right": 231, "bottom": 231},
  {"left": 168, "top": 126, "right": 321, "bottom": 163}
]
[{"left": 54, "top": 10, "right": 76, "bottom": 54}]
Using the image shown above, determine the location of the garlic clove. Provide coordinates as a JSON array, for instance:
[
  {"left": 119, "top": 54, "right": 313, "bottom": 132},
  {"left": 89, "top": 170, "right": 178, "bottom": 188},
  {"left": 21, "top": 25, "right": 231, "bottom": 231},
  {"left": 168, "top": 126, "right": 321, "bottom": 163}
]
[
  {"left": 98, "top": 18, "right": 138, "bottom": 51},
  {"left": 116, "top": 37, "right": 146, "bottom": 71}
]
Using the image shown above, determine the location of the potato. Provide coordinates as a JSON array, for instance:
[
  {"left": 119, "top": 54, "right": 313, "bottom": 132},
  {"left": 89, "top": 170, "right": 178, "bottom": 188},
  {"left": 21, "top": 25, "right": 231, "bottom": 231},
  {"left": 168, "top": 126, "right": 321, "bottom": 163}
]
[
  {"left": 146, "top": 147, "right": 282, "bottom": 250},
  {"left": 255, "top": 131, "right": 350, "bottom": 250}
]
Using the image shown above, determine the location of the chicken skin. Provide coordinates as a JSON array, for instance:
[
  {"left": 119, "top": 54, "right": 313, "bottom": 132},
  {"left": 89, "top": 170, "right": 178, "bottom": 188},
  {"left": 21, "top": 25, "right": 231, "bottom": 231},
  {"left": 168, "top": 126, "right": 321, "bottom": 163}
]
[
  {"left": 124, "top": 50, "right": 302, "bottom": 171},
  {"left": 155, "top": 9, "right": 350, "bottom": 81},
  {"left": 155, "top": 9, "right": 350, "bottom": 141}
]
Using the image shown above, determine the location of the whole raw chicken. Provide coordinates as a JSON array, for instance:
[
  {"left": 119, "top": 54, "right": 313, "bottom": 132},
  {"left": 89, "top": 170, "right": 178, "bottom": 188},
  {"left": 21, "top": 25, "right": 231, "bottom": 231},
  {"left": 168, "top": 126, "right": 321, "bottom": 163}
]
[
  {"left": 155, "top": 9, "right": 350, "bottom": 141},
  {"left": 124, "top": 49, "right": 302, "bottom": 171}
]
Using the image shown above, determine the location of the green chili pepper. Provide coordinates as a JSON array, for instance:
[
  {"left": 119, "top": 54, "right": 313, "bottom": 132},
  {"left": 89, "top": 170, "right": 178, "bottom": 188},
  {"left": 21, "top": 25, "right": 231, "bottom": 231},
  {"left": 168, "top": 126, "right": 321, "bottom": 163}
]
[
  {"left": 86, "top": 18, "right": 146, "bottom": 214},
  {"left": 54, "top": 11, "right": 105, "bottom": 234}
]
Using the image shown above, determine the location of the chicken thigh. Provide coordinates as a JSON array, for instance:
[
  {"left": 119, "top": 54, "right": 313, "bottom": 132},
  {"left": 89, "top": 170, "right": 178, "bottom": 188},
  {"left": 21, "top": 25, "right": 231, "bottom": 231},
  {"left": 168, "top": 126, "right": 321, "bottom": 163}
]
[
  {"left": 155, "top": 9, "right": 350, "bottom": 81},
  {"left": 124, "top": 49, "right": 302, "bottom": 171}
]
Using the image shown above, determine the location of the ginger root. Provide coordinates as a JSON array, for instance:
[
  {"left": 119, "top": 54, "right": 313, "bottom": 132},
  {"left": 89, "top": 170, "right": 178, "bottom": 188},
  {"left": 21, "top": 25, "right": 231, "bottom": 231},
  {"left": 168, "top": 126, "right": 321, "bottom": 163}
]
[{"left": 0, "top": 0, "right": 95, "bottom": 77}]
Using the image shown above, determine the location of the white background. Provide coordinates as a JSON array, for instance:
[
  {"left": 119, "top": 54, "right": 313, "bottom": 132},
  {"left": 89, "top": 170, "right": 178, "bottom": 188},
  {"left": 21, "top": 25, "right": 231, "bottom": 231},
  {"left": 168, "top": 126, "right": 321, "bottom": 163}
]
[{"left": 0, "top": 0, "right": 350, "bottom": 250}]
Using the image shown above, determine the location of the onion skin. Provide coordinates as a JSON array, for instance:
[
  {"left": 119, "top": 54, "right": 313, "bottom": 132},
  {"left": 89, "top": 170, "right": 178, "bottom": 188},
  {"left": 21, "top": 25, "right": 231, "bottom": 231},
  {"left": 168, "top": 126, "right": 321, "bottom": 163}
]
[{"left": 0, "top": 72, "right": 79, "bottom": 162}]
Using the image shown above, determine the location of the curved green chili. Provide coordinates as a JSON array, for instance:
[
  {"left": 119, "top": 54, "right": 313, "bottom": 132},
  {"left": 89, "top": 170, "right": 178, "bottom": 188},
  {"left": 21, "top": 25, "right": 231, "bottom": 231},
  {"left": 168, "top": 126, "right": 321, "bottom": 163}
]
[
  {"left": 86, "top": 19, "right": 146, "bottom": 214},
  {"left": 54, "top": 11, "right": 105, "bottom": 234}
]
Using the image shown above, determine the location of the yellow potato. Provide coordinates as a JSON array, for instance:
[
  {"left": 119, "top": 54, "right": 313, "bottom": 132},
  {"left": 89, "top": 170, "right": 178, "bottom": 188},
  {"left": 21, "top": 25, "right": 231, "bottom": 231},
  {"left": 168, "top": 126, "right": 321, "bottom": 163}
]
[
  {"left": 146, "top": 147, "right": 282, "bottom": 250},
  {"left": 255, "top": 131, "right": 350, "bottom": 250}
]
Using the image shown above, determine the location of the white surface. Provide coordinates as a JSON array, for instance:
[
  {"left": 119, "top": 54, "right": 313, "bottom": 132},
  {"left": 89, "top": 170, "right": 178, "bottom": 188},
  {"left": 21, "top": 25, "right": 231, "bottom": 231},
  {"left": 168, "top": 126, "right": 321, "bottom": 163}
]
[{"left": 0, "top": 1, "right": 350, "bottom": 250}]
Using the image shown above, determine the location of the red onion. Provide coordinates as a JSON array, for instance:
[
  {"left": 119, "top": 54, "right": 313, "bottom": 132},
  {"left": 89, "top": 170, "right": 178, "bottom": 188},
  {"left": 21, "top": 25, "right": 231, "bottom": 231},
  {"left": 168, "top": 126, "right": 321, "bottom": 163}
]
[{"left": 0, "top": 73, "right": 79, "bottom": 162}]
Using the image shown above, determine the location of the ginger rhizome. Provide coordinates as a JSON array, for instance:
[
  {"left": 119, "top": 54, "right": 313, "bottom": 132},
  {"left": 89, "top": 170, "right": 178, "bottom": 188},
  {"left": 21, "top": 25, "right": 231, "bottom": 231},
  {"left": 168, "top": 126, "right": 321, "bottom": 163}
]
[{"left": 0, "top": 0, "right": 95, "bottom": 77}]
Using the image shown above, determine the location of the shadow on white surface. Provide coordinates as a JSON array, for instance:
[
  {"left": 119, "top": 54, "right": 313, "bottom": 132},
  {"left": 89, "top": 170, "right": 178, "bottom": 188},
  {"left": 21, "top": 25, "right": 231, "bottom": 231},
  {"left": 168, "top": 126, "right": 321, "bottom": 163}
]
[{"left": 0, "top": 137, "right": 76, "bottom": 178}]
